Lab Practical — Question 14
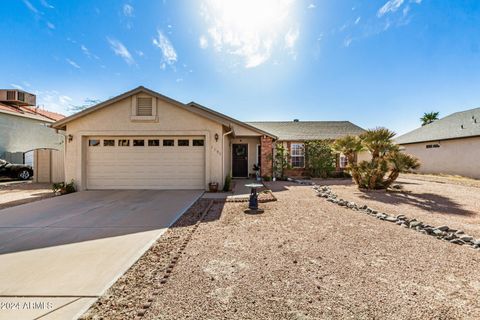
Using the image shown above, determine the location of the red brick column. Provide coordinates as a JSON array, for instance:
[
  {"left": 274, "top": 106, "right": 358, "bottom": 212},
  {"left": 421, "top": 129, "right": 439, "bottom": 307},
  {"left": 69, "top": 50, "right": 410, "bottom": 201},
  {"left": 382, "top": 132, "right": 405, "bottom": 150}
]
[{"left": 260, "top": 136, "right": 273, "bottom": 178}]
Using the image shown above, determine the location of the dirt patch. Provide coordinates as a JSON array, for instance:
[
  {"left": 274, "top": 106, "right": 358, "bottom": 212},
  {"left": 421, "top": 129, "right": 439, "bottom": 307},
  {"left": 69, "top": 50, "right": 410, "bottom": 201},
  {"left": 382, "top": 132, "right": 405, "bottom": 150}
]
[{"left": 0, "top": 183, "right": 53, "bottom": 210}]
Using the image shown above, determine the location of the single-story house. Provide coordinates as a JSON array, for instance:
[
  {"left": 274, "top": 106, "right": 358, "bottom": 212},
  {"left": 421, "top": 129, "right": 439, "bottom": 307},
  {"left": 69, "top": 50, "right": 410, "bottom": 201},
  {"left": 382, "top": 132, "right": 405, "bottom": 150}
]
[
  {"left": 395, "top": 107, "right": 480, "bottom": 179},
  {"left": 0, "top": 89, "right": 65, "bottom": 182},
  {"left": 52, "top": 86, "right": 366, "bottom": 191},
  {"left": 246, "top": 121, "right": 367, "bottom": 176}
]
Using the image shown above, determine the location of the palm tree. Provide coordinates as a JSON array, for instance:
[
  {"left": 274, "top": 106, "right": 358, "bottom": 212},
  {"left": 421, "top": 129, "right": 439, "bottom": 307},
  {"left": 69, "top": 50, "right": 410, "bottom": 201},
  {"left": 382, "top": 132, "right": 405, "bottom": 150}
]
[
  {"left": 420, "top": 112, "right": 440, "bottom": 126},
  {"left": 334, "top": 128, "right": 420, "bottom": 190},
  {"left": 333, "top": 135, "right": 363, "bottom": 164}
]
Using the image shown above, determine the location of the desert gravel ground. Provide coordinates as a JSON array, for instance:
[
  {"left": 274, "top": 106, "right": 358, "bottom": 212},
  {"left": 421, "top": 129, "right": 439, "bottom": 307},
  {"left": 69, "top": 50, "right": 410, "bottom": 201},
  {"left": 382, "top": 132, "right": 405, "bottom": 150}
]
[
  {"left": 144, "top": 182, "right": 480, "bottom": 320},
  {"left": 322, "top": 174, "right": 480, "bottom": 239}
]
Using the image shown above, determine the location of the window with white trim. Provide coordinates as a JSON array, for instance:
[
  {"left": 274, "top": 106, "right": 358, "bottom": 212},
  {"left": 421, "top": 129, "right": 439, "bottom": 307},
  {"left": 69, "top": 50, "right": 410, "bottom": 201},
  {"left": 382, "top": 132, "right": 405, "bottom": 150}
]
[
  {"left": 291, "top": 143, "right": 305, "bottom": 168},
  {"left": 136, "top": 97, "right": 153, "bottom": 116},
  {"left": 339, "top": 155, "right": 348, "bottom": 168}
]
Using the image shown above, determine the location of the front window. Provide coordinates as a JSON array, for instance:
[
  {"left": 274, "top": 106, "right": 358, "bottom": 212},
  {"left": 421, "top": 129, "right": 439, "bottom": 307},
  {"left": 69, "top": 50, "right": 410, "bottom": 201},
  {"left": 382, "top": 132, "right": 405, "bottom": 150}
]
[
  {"left": 103, "top": 139, "right": 115, "bottom": 147},
  {"left": 118, "top": 139, "right": 130, "bottom": 147},
  {"left": 148, "top": 139, "right": 160, "bottom": 146},
  {"left": 178, "top": 139, "right": 190, "bottom": 146},
  {"left": 291, "top": 143, "right": 305, "bottom": 168},
  {"left": 163, "top": 139, "right": 174, "bottom": 146},
  {"left": 340, "top": 155, "right": 348, "bottom": 168},
  {"left": 88, "top": 139, "right": 100, "bottom": 146},
  {"left": 133, "top": 139, "right": 145, "bottom": 146}
]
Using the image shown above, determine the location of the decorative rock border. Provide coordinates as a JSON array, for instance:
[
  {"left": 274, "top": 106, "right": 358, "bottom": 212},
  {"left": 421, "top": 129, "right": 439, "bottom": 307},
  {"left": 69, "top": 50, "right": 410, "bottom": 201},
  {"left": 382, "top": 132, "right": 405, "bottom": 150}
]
[
  {"left": 313, "top": 185, "right": 480, "bottom": 250},
  {"left": 134, "top": 200, "right": 214, "bottom": 319},
  {"left": 226, "top": 190, "right": 277, "bottom": 203}
]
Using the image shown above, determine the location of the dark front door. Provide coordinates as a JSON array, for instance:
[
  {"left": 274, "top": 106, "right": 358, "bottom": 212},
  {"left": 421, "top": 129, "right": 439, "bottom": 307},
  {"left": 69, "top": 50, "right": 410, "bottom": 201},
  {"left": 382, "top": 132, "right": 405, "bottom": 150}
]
[{"left": 232, "top": 144, "right": 248, "bottom": 177}]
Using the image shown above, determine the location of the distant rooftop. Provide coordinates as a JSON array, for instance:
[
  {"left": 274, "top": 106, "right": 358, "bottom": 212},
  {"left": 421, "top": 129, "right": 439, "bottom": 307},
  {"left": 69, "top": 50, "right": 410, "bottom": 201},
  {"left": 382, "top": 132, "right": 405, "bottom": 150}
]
[
  {"left": 246, "top": 121, "right": 366, "bottom": 141},
  {"left": 395, "top": 107, "right": 480, "bottom": 145},
  {"left": 0, "top": 102, "right": 65, "bottom": 122}
]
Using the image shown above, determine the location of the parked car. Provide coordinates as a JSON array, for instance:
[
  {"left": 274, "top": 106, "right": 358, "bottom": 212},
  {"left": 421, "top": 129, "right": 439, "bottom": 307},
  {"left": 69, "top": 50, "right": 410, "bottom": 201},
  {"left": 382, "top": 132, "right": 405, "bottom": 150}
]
[{"left": 0, "top": 159, "right": 33, "bottom": 180}]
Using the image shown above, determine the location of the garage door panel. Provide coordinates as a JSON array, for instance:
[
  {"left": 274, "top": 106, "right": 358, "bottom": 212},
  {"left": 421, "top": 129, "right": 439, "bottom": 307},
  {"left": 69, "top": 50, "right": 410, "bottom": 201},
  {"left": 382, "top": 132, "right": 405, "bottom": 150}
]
[{"left": 86, "top": 137, "right": 205, "bottom": 190}]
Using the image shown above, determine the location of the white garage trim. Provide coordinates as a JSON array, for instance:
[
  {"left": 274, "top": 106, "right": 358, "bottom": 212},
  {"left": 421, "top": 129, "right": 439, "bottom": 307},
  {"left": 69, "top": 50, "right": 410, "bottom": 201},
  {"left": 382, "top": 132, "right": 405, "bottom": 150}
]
[{"left": 76, "top": 131, "right": 211, "bottom": 190}]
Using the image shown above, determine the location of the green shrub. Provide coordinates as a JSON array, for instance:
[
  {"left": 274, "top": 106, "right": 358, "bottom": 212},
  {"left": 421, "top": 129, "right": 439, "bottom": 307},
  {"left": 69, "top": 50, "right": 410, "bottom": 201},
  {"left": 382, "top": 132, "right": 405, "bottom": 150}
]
[
  {"left": 304, "top": 140, "right": 336, "bottom": 178},
  {"left": 223, "top": 174, "right": 231, "bottom": 192}
]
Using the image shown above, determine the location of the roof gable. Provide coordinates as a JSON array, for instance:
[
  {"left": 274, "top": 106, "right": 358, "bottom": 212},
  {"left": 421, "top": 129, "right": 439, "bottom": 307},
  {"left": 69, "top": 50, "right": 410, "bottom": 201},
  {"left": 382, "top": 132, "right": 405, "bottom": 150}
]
[{"left": 52, "top": 86, "right": 276, "bottom": 138}]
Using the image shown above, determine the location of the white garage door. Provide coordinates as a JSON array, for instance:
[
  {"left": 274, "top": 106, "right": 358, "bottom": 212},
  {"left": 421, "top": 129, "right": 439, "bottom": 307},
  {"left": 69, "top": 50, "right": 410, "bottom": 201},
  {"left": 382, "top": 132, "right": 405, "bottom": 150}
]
[{"left": 86, "top": 136, "right": 205, "bottom": 190}]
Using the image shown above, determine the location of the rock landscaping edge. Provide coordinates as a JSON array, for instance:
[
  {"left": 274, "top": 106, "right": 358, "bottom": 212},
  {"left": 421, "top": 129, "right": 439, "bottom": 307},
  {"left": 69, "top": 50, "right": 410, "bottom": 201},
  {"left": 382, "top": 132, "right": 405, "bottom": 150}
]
[{"left": 313, "top": 184, "right": 480, "bottom": 251}]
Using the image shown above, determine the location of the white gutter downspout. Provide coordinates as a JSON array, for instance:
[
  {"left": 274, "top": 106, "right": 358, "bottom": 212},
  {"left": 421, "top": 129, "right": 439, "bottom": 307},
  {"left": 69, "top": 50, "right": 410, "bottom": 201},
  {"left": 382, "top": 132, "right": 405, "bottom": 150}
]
[{"left": 222, "top": 128, "right": 234, "bottom": 184}]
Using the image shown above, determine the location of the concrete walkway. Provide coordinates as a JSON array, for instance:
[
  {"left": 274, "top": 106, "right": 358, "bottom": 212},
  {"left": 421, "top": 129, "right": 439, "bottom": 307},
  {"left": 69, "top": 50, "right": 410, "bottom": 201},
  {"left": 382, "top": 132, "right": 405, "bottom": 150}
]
[
  {"left": 0, "top": 190, "right": 202, "bottom": 320},
  {"left": 202, "top": 179, "right": 264, "bottom": 201}
]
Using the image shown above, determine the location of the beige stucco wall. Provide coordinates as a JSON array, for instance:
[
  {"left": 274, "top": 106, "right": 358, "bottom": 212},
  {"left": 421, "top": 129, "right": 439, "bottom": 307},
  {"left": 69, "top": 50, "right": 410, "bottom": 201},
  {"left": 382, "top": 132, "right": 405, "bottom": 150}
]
[
  {"left": 357, "top": 150, "right": 371, "bottom": 163},
  {"left": 64, "top": 94, "right": 227, "bottom": 190},
  {"left": 401, "top": 137, "right": 480, "bottom": 179},
  {"left": 33, "top": 148, "right": 65, "bottom": 183},
  {"left": 231, "top": 136, "right": 261, "bottom": 176}
]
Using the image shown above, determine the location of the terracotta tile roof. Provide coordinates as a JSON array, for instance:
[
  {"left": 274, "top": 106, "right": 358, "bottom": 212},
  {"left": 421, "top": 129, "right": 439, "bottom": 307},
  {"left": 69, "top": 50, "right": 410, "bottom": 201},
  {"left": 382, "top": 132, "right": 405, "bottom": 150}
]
[{"left": 0, "top": 102, "right": 65, "bottom": 122}]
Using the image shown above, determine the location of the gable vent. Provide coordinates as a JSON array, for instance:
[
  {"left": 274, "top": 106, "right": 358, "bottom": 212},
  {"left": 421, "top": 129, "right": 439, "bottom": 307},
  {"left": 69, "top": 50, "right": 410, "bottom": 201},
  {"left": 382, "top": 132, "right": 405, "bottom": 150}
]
[{"left": 137, "top": 97, "right": 153, "bottom": 116}]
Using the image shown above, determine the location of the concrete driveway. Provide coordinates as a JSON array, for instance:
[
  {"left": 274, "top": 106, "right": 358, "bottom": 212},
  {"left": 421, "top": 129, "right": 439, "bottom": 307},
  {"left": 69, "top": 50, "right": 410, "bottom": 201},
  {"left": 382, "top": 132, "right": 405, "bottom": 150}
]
[{"left": 0, "top": 190, "right": 203, "bottom": 320}]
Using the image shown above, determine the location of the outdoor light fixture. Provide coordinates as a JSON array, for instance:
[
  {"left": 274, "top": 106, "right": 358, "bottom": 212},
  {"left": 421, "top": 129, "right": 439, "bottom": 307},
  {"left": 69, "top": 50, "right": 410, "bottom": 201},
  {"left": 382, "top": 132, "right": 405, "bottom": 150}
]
[
  {"left": 68, "top": 134, "right": 73, "bottom": 142},
  {"left": 214, "top": 133, "right": 219, "bottom": 141}
]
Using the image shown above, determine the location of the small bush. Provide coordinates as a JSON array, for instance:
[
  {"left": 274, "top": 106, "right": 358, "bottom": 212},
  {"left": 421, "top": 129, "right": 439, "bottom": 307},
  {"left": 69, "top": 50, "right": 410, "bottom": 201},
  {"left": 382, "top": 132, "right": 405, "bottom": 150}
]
[
  {"left": 52, "top": 180, "right": 76, "bottom": 195},
  {"left": 223, "top": 174, "right": 231, "bottom": 192},
  {"left": 328, "top": 171, "right": 352, "bottom": 179}
]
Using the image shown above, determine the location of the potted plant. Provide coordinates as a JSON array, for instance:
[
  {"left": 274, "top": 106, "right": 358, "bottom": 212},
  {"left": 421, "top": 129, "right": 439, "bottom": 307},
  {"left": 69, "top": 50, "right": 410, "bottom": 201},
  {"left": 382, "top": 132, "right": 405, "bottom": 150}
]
[{"left": 208, "top": 182, "right": 219, "bottom": 192}]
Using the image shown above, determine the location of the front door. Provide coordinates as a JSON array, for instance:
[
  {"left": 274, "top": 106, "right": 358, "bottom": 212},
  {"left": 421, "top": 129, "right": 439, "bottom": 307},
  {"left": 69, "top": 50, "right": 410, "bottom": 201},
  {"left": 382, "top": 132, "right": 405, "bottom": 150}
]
[{"left": 232, "top": 144, "right": 248, "bottom": 178}]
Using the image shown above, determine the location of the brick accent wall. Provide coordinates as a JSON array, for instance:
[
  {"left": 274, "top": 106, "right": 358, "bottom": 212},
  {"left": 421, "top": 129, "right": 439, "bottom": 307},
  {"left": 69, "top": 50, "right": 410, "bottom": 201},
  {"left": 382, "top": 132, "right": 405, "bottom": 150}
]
[{"left": 260, "top": 136, "right": 273, "bottom": 178}]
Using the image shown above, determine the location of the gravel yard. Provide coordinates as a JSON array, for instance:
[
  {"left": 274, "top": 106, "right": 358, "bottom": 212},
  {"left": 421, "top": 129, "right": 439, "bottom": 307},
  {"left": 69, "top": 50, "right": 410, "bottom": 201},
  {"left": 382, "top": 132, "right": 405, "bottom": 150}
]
[
  {"left": 0, "top": 182, "right": 53, "bottom": 210},
  {"left": 321, "top": 174, "right": 480, "bottom": 239},
  {"left": 84, "top": 178, "right": 480, "bottom": 320}
]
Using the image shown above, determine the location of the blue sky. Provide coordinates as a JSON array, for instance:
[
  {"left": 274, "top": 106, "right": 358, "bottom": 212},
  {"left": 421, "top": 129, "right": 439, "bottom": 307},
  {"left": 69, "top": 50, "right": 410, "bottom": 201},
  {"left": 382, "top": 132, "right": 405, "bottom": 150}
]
[{"left": 1, "top": 0, "right": 480, "bottom": 135}]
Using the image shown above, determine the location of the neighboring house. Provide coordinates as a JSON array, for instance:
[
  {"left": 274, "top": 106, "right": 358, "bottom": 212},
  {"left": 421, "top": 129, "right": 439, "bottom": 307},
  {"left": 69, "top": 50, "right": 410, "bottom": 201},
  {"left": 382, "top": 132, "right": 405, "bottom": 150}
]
[
  {"left": 247, "top": 121, "right": 366, "bottom": 176},
  {"left": 395, "top": 107, "right": 480, "bottom": 179},
  {"left": 0, "top": 89, "right": 65, "bottom": 182},
  {"left": 51, "top": 86, "right": 366, "bottom": 191}
]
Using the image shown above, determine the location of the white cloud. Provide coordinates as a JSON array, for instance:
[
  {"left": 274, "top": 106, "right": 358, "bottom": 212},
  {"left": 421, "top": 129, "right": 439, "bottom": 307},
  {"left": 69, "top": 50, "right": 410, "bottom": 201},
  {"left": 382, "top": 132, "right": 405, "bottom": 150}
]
[
  {"left": 284, "top": 27, "right": 299, "bottom": 49},
  {"left": 199, "top": 35, "right": 209, "bottom": 49},
  {"left": 308, "top": 3, "right": 315, "bottom": 9},
  {"left": 80, "top": 45, "right": 99, "bottom": 60},
  {"left": 200, "top": 0, "right": 299, "bottom": 68},
  {"left": 66, "top": 58, "right": 80, "bottom": 69},
  {"left": 136, "top": 50, "right": 144, "bottom": 57},
  {"left": 40, "top": 0, "right": 54, "bottom": 9},
  {"left": 46, "top": 21, "right": 55, "bottom": 29},
  {"left": 123, "top": 4, "right": 134, "bottom": 17},
  {"left": 343, "top": 37, "right": 353, "bottom": 47},
  {"left": 377, "top": 0, "right": 404, "bottom": 17},
  {"left": 22, "top": 0, "right": 39, "bottom": 14},
  {"left": 34, "top": 90, "right": 74, "bottom": 114},
  {"left": 59, "top": 95, "right": 72, "bottom": 105},
  {"left": 11, "top": 84, "right": 24, "bottom": 90},
  {"left": 107, "top": 37, "right": 135, "bottom": 65},
  {"left": 355, "top": 16, "right": 361, "bottom": 24},
  {"left": 152, "top": 30, "right": 178, "bottom": 66}
]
